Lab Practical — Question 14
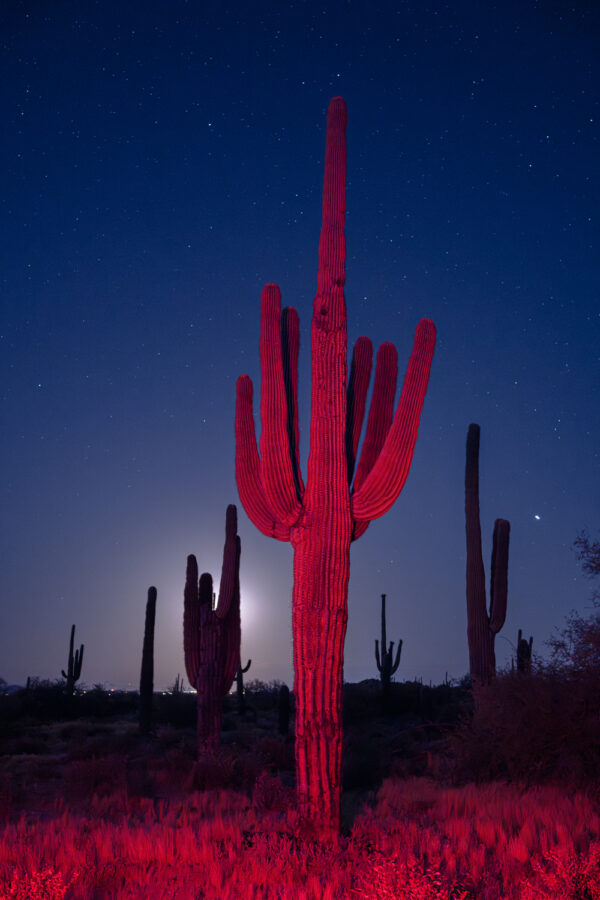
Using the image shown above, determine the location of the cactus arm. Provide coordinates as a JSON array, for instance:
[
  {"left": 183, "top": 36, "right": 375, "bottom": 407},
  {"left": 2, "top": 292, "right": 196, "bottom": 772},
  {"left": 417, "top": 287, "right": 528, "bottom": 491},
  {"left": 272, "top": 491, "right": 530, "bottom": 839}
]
[
  {"left": 241, "top": 659, "right": 251, "bottom": 674},
  {"left": 345, "top": 337, "right": 373, "bottom": 484},
  {"left": 215, "top": 505, "right": 238, "bottom": 619},
  {"left": 74, "top": 644, "right": 84, "bottom": 680},
  {"left": 351, "top": 344, "right": 398, "bottom": 540},
  {"left": 183, "top": 555, "right": 202, "bottom": 687},
  {"left": 351, "top": 319, "right": 436, "bottom": 522},
  {"left": 352, "top": 344, "right": 398, "bottom": 494},
  {"left": 235, "top": 375, "right": 290, "bottom": 541},
  {"left": 281, "top": 306, "right": 304, "bottom": 499},
  {"left": 219, "top": 535, "right": 241, "bottom": 693},
  {"left": 391, "top": 638, "right": 402, "bottom": 674},
  {"left": 375, "top": 639, "right": 382, "bottom": 672},
  {"left": 489, "top": 518, "right": 510, "bottom": 635},
  {"left": 259, "top": 284, "right": 304, "bottom": 526}
]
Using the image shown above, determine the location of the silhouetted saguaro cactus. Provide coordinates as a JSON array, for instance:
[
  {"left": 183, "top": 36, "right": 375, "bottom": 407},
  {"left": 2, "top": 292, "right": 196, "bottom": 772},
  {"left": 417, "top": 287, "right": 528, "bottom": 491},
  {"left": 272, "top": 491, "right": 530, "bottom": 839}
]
[
  {"left": 184, "top": 505, "right": 241, "bottom": 753},
  {"left": 375, "top": 593, "right": 402, "bottom": 713},
  {"left": 235, "top": 658, "right": 251, "bottom": 715},
  {"left": 139, "top": 586, "right": 157, "bottom": 735},
  {"left": 62, "top": 624, "right": 84, "bottom": 696},
  {"left": 465, "top": 423, "right": 510, "bottom": 687},
  {"left": 235, "top": 98, "right": 436, "bottom": 835},
  {"left": 516, "top": 628, "right": 533, "bottom": 674}
]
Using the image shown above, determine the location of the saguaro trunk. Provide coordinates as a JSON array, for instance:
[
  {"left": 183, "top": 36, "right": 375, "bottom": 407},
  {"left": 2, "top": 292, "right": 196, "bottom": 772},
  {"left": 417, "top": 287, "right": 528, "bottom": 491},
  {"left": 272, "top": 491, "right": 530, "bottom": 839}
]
[
  {"left": 465, "top": 423, "right": 510, "bottom": 687},
  {"left": 235, "top": 98, "right": 436, "bottom": 835},
  {"left": 291, "top": 520, "right": 351, "bottom": 830}
]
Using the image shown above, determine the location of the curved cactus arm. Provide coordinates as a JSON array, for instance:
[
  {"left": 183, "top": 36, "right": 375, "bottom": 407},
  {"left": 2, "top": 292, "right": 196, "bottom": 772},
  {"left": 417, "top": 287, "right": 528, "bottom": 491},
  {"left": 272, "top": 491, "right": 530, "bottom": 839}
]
[
  {"left": 391, "top": 638, "right": 402, "bottom": 674},
  {"left": 74, "top": 644, "right": 84, "bottom": 680},
  {"left": 281, "top": 306, "right": 304, "bottom": 499},
  {"left": 241, "top": 658, "right": 252, "bottom": 674},
  {"left": 220, "top": 535, "right": 241, "bottom": 693},
  {"left": 183, "top": 555, "right": 202, "bottom": 687},
  {"left": 345, "top": 337, "right": 373, "bottom": 484},
  {"left": 375, "top": 639, "right": 382, "bottom": 672},
  {"left": 490, "top": 518, "right": 510, "bottom": 635},
  {"left": 215, "top": 505, "right": 238, "bottom": 619},
  {"left": 353, "top": 343, "right": 398, "bottom": 495},
  {"left": 259, "top": 284, "right": 304, "bottom": 526},
  {"left": 351, "top": 318, "right": 436, "bottom": 522},
  {"left": 235, "top": 375, "right": 290, "bottom": 541}
]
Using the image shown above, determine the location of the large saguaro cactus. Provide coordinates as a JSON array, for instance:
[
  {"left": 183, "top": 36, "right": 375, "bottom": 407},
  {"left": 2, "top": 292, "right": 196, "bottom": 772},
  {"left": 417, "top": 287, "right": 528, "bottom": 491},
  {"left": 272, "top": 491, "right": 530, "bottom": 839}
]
[
  {"left": 184, "top": 504, "right": 241, "bottom": 753},
  {"left": 235, "top": 98, "right": 436, "bottom": 835},
  {"left": 465, "top": 423, "right": 510, "bottom": 687}
]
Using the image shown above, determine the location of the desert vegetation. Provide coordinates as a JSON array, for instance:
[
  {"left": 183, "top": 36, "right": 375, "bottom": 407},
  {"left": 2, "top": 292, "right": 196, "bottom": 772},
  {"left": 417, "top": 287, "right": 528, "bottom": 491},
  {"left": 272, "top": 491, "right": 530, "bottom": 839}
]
[{"left": 1, "top": 654, "right": 600, "bottom": 898}]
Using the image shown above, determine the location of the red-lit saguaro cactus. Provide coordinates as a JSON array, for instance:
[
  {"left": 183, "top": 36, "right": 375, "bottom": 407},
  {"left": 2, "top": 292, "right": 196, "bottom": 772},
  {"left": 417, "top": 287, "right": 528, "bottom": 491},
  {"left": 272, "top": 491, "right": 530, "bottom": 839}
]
[
  {"left": 184, "top": 504, "right": 241, "bottom": 753},
  {"left": 235, "top": 98, "right": 436, "bottom": 834},
  {"left": 465, "top": 423, "right": 510, "bottom": 687}
]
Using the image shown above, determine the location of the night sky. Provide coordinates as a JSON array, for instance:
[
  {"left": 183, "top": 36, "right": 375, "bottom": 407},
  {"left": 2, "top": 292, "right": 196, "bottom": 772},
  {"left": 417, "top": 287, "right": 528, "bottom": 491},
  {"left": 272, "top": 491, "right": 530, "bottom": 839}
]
[{"left": 2, "top": 2, "right": 598, "bottom": 691}]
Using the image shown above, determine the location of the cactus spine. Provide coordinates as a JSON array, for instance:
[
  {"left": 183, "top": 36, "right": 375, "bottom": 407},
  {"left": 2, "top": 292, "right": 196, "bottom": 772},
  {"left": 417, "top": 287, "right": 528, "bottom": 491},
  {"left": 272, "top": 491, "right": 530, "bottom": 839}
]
[
  {"left": 465, "top": 423, "right": 510, "bottom": 687},
  {"left": 375, "top": 593, "right": 402, "bottom": 713},
  {"left": 62, "top": 624, "right": 84, "bottom": 695},
  {"left": 184, "top": 504, "right": 241, "bottom": 753},
  {"left": 139, "top": 586, "right": 157, "bottom": 735},
  {"left": 235, "top": 98, "right": 435, "bottom": 835},
  {"left": 516, "top": 629, "right": 533, "bottom": 674},
  {"left": 235, "top": 658, "right": 251, "bottom": 715}
]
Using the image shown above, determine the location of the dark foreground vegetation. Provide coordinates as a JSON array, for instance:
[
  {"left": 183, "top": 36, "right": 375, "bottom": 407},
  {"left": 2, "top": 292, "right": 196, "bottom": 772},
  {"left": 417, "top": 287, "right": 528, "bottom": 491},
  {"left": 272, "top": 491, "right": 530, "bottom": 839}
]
[{"left": 1, "top": 638, "right": 600, "bottom": 899}]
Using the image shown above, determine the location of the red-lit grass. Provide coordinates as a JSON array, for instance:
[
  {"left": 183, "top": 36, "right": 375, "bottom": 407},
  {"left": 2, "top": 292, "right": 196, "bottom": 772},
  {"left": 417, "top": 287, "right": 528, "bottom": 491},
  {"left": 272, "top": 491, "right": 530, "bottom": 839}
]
[{"left": 1, "top": 777, "right": 599, "bottom": 898}]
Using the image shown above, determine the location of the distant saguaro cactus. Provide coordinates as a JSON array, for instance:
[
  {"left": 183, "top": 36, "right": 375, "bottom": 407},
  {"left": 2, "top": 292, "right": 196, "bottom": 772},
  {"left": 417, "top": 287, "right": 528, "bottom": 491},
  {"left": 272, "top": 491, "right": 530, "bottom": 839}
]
[
  {"left": 235, "top": 98, "right": 435, "bottom": 835},
  {"left": 375, "top": 593, "right": 402, "bottom": 713},
  {"left": 465, "top": 423, "right": 510, "bottom": 687},
  {"left": 62, "top": 624, "right": 84, "bottom": 696},
  {"left": 184, "top": 504, "right": 241, "bottom": 753},
  {"left": 235, "top": 658, "right": 251, "bottom": 715},
  {"left": 516, "top": 629, "right": 533, "bottom": 674},
  {"left": 139, "top": 586, "right": 157, "bottom": 735}
]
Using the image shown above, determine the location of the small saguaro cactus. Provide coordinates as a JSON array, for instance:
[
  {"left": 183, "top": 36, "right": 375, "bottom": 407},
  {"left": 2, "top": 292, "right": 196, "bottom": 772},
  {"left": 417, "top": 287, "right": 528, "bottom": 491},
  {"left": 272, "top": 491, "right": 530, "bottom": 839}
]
[
  {"left": 62, "top": 624, "right": 84, "bottom": 696},
  {"left": 184, "top": 504, "right": 241, "bottom": 753},
  {"left": 465, "top": 423, "right": 510, "bottom": 687},
  {"left": 235, "top": 658, "right": 251, "bottom": 715},
  {"left": 516, "top": 629, "right": 533, "bottom": 674},
  {"left": 139, "top": 586, "right": 157, "bottom": 735},
  {"left": 375, "top": 593, "right": 402, "bottom": 713}
]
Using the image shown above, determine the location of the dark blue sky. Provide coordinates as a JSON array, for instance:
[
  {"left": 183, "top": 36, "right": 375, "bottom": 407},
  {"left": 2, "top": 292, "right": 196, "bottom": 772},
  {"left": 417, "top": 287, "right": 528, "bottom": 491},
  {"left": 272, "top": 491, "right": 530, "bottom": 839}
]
[{"left": 2, "top": 1, "right": 598, "bottom": 689}]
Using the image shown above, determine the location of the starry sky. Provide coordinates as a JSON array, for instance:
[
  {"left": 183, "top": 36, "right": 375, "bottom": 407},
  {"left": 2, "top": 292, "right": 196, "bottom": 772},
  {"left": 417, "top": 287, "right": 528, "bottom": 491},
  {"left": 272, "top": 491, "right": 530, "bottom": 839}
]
[{"left": 2, "top": 1, "right": 598, "bottom": 691}]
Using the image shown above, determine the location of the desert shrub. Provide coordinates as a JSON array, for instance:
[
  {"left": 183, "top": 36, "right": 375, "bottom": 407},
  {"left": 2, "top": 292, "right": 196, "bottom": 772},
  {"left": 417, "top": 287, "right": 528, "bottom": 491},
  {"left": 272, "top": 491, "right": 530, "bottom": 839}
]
[
  {"left": 65, "top": 754, "right": 128, "bottom": 799},
  {"left": 185, "top": 748, "right": 261, "bottom": 792},
  {"left": 154, "top": 690, "right": 196, "bottom": 727},
  {"left": 449, "top": 666, "right": 600, "bottom": 787},
  {"left": 253, "top": 736, "right": 295, "bottom": 772},
  {"left": 244, "top": 680, "right": 288, "bottom": 712},
  {"left": 343, "top": 679, "right": 469, "bottom": 725}
]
